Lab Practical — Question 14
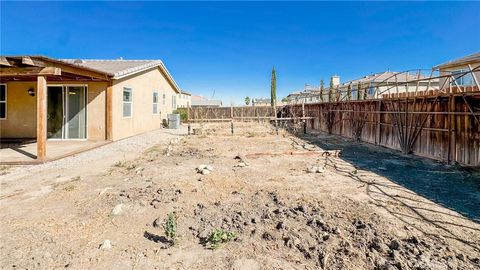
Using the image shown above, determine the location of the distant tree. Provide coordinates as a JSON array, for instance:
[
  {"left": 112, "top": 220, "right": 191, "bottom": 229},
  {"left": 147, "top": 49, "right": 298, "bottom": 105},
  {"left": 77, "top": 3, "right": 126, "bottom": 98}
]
[
  {"left": 335, "top": 86, "right": 341, "bottom": 101},
  {"left": 319, "top": 79, "right": 324, "bottom": 102},
  {"left": 271, "top": 67, "right": 276, "bottom": 107},
  {"left": 328, "top": 77, "right": 334, "bottom": 102},
  {"left": 245, "top": 96, "right": 251, "bottom": 106},
  {"left": 281, "top": 97, "right": 288, "bottom": 103}
]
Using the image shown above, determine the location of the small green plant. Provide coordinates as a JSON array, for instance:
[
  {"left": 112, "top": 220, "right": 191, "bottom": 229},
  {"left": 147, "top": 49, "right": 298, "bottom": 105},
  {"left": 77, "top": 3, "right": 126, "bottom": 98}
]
[
  {"left": 164, "top": 213, "right": 178, "bottom": 244},
  {"left": 205, "top": 229, "right": 237, "bottom": 249}
]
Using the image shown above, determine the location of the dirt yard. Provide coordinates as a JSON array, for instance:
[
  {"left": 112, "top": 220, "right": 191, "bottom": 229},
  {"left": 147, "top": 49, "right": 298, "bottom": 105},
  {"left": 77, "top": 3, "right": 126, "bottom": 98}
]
[{"left": 1, "top": 123, "right": 479, "bottom": 270}]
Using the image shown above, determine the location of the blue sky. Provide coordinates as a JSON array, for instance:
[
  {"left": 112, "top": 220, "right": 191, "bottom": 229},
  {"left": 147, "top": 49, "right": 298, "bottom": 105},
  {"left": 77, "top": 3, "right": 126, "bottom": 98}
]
[{"left": 1, "top": 1, "right": 479, "bottom": 105}]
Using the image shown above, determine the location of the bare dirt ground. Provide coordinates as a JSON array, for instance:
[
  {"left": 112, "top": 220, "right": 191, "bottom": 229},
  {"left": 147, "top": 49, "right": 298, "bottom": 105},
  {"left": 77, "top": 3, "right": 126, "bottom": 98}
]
[{"left": 1, "top": 123, "right": 479, "bottom": 270}]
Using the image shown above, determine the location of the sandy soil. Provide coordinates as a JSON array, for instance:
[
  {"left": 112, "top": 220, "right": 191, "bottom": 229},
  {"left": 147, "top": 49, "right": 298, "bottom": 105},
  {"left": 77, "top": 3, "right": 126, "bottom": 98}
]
[{"left": 1, "top": 123, "right": 479, "bottom": 270}]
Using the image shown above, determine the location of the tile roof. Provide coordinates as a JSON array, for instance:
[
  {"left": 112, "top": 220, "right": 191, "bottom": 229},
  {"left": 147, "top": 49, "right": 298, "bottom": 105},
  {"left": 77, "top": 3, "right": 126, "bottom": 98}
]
[
  {"left": 60, "top": 58, "right": 181, "bottom": 93},
  {"left": 340, "top": 71, "right": 430, "bottom": 86},
  {"left": 179, "top": 90, "right": 192, "bottom": 95},
  {"left": 61, "top": 59, "right": 161, "bottom": 79},
  {"left": 433, "top": 52, "right": 480, "bottom": 69},
  {"left": 2, "top": 55, "right": 180, "bottom": 93},
  {"left": 191, "top": 95, "right": 222, "bottom": 106}
]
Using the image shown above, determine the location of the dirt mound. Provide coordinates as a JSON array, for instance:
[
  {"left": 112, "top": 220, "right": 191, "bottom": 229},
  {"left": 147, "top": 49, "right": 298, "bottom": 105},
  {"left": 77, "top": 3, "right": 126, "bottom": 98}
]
[{"left": 121, "top": 185, "right": 479, "bottom": 269}]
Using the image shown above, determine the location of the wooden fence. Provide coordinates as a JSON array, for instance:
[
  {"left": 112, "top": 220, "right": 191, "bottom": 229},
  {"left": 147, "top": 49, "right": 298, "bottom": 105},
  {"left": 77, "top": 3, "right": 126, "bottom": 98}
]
[
  {"left": 178, "top": 106, "right": 275, "bottom": 122},
  {"left": 287, "top": 93, "right": 480, "bottom": 166},
  {"left": 180, "top": 92, "right": 480, "bottom": 166}
]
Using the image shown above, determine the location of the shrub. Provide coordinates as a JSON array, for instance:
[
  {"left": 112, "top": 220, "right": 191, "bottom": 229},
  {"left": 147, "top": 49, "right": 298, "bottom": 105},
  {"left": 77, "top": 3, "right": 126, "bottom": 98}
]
[
  {"left": 205, "top": 229, "right": 237, "bottom": 249},
  {"left": 164, "top": 213, "right": 178, "bottom": 244},
  {"left": 173, "top": 109, "right": 188, "bottom": 121}
]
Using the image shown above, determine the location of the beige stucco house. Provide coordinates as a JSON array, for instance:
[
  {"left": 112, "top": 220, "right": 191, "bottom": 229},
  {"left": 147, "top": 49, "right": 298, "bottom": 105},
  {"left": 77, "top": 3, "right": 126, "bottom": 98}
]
[
  {"left": 177, "top": 90, "right": 191, "bottom": 108},
  {"left": 433, "top": 52, "right": 480, "bottom": 92},
  {"left": 0, "top": 56, "right": 181, "bottom": 162},
  {"left": 287, "top": 72, "right": 440, "bottom": 104}
]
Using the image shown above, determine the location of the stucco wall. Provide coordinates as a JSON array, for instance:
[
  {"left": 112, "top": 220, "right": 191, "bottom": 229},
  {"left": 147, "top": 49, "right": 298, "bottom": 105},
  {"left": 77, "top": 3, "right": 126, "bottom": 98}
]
[
  {"left": 0, "top": 81, "right": 107, "bottom": 140},
  {"left": 177, "top": 94, "right": 191, "bottom": 108},
  {"left": 111, "top": 67, "right": 178, "bottom": 140},
  {"left": 86, "top": 82, "right": 108, "bottom": 140},
  {"left": 439, "top": 63, "right": 480, "bottom": 90},
  {"left": 0, "top": 82, "right": 37, "bottom": 138}
]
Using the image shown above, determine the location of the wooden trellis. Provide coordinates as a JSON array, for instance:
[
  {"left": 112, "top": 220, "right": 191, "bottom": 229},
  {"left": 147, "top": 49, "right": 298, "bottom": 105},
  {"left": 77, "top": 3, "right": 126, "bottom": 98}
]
[{"left": 287, "top": 92, "right": 480, "bottom": 166}]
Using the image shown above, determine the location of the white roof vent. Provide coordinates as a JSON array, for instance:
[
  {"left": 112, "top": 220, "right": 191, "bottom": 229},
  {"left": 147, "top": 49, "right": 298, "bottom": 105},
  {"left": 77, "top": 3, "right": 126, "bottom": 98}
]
[{"left": 73, "top": 59, "right": 85, "bottom": 64}]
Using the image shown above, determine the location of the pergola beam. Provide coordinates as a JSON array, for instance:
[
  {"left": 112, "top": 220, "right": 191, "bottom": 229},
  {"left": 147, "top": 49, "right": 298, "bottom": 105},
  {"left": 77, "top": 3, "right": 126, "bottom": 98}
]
[
  {"left": 1, "top": 56, "right": 111, "bottom": 81},
  {"left": 20, "top": 56, "right": 47, "bottom": 67},
  {"left": 0, "top": 67, "right": 61, "bottom": 76},
  {"left": 0, "top": 57, "right": 12, "bottom": 66},
  {"left": 36, "top": 75, "right": 47, "bottom": 162}
]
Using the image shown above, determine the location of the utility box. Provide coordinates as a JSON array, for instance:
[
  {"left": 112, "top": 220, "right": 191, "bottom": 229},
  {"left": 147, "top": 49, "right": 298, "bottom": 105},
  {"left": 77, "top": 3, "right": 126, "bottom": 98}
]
[{"left": 167, "top": 114, "right": 180, "bottom": 129}]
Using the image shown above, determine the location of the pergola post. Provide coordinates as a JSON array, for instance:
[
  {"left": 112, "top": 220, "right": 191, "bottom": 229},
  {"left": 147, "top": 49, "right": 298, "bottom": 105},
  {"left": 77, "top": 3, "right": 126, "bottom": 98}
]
[{"left": 36, "top": 75, "right": 47, "bottom": 162}]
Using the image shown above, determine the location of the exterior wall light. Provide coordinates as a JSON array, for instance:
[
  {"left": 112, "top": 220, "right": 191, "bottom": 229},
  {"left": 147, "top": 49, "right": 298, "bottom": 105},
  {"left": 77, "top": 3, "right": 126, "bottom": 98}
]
[{"left": 27, "top": 88, "right": 35, "bottom": 96}]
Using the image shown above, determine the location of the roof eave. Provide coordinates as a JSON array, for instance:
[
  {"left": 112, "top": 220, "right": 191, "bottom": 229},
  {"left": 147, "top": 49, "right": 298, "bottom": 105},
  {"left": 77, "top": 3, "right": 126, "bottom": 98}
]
[
  {"left": 433, "top": 59, "right": 480, "bottom": 70},
  {"left": 113, "top": 61, "right": 181, "bottom": 93}
]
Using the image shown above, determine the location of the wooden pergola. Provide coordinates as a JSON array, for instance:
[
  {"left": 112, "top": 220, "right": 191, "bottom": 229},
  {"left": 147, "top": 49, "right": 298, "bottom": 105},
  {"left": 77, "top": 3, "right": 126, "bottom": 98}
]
[{"left": 0, "top": 56, "right": 113, "bottom": 162}]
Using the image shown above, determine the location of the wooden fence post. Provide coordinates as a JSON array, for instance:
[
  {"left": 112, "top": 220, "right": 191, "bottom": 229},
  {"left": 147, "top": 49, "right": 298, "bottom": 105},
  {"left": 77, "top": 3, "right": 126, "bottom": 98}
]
[
  {"left": 375, "top": 100, "right": 382, "bottom": 145},
  {"left": 448, "top": 95, "right": 456, "bottom": 163},
  {"left": 302, "top": 102, "right": 306, "bottom": 134},
  {"left": 274, "top": 101, "right": 278, "bottom": 135},
  {"left": 230, "top": 105, "right": 234, "bottom": 134}
]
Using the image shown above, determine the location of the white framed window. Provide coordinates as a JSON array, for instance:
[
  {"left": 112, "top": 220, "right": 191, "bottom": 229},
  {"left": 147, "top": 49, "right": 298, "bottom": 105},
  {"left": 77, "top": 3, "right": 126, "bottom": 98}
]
[
  {"left": 451, "top": 69, "right": 474, "bottom": 86},
  {"left": 153, "top": 91, "right": 159, "bottom": 114},
  {"left": 0, "top": 84, "right": 6, "bottom": 119},
  {"left": 123, "top": 87, "right": 133, "bottom": 118},
  {"left": 172, "top": 95, "right": 177, "bottom": 110},
  {"left": 368, "top": 85, "right": 375, "bottom": 97}
]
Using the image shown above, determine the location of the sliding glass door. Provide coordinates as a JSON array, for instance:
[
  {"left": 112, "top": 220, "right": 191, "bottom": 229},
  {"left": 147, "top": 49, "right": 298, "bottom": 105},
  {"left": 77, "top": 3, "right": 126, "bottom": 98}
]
[
  {"left": 47, "top": 86, "right": 87, "bottom": 139},
  {"left": 66, "top": 86, "right": 87, "bottom": 139},
  {"left": 47, "top": 86, "right": 64, "bottom": 139}
]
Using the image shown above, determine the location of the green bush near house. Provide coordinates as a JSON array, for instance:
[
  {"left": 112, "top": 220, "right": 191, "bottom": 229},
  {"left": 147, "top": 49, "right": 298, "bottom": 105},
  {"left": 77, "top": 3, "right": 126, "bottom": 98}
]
[{"left": 174, "top": 109, "right": 188, "bottom": 121}]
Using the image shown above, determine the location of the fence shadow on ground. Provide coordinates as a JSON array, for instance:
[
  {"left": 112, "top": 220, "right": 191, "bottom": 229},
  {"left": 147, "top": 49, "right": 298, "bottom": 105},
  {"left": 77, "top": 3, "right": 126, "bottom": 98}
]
[{"left": 297, "top": 129, "right": 480, "bottom": 251}]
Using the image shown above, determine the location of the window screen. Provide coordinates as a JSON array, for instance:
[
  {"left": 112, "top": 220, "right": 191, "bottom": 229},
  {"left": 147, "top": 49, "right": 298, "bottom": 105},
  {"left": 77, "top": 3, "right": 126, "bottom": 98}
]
[{"left": 123, "top": 87, "right": 132, "bottom": 117}]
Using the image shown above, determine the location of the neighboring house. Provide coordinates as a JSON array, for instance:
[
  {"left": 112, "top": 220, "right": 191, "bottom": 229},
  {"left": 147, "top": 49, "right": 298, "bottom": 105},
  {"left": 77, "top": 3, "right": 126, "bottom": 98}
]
[
  {"left": 191, "top": 95, "right": 222, "bottom": 107},
  {"left": 250, "top": 98, "right": 286, "bottom": 107},
  {"left": 0, "top": 55, "right": 181, "bottom": 161},
  {"left": 433, "top": 52, "right": 480, "bottom": 92},
  {"left": 287, "top": 72, "right": 439, "bottom": 103},
  {"left": 335, "top": 71, "right": 438, "bottom": 100},
  {"left": 286, "top": 84, "right": 324, "bottom": 104},
  {"left": 177, "top": 90, "right": 191, "bottom": 108},
  {"left": 252, "top": 98, "right": 270, "bottom": 107}
]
